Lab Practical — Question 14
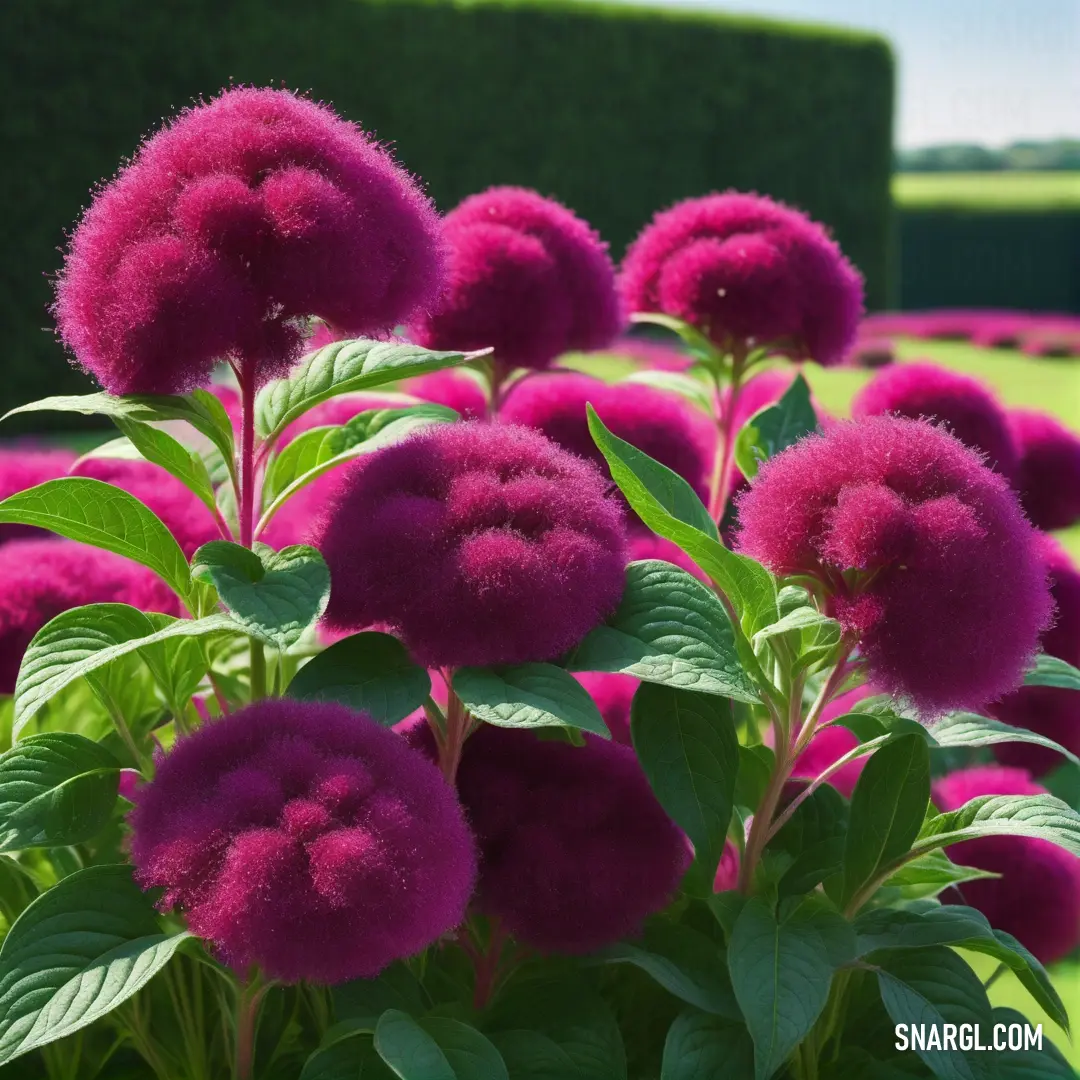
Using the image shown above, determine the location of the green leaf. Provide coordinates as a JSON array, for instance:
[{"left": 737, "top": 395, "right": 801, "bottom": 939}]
[
  {"left": 752, "top": 606, "right": 840, "bottom": 648},
  {"left": 630, "top": 684, "right": 738, "bottom": 888},
  {"left": 735, "top": 744, "right": 774, "bottom": 810},
  {"left": 732, "top": 374, "right": 818, "bottom": 481},
  {"left": 879, "top": 850, "right": 1000, "bottom": 901},
  {"left": 727, "top": 897, "right": 854, "bottom": 1080},
  {"left": 454, "top": 664, "right": 608, "bottom": 736},
  {"left": 258, "top": 405, "right": 458, "bottom": 533},
  {"left": 111, "top": 417, "right": 219, "bottom": 516},
  {"left": 417, "top": 1019, "right": 508, "bottom": 1080},
  {"left": 255, "top": 338, "right": 474, "bottom": 443},
  {"left": 301, "top": 1034, "right": 397, "bottom": 1080},
  {"left": 595, "top": 922, "right": 740, "bottom": 1019},
  {"left": 191, "top": 541, "right": 330, "bottom": 650},
  {"left": 622, "top": 370, "right": 714, "bottom": 413},
  {"left": 628, "top": 313, "right": 722, "bottom": 366},
  {"left": 586, "top": 408, "right": 778, "bottom": 637},
  {"left": 289, "top": 633, "right": 431, "bottom": 725},
  {"left": 973, "top": 930, "right": 1070, "bottom": 1036},
  {"left": 2, "top": 390, "right": 236, "bottom": 481},
  {"left": 374, "top": 1010, "right": 456, "bottom": 1080},
  {"left": 841, "top": 734, "right": 931, "bottom": 906},
  {"left": 928, "top": 712, "right": 1079, "bottom": 766},
  {"left": 1024, "top": 654, "right": 1080, "bottom": 691},
  {"left": 876, "top": 947, "right": 991, "bottom": 1080},
  {"left": 12, "top": 604, "right": 236, "bottom": 739},
  {"left": 914, "top": 794, "right": 1080, "bottom": 858},
  {"left": 659, "top": 1010, "right": 754, "bottom": 1080},
  {"left": 486, "top": 978, "right": 626, "bottom": 1080},
  {"left": 0, "top": 478, "right": 194, "bottom": 606},
  {"left": 567, "top": 561, "right": 760, "bottom": 703},
  {"left": 0, "top": 864, "right": 190, "bottom": 1064},
  {"left": 0, "top": 734, "right": 120, "bottom": 852},
  {"left": 982, "top": 1007, "right": 1076, "bottom": 1078}
]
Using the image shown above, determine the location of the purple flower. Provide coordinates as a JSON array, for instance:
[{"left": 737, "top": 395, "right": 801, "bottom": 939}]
[
  {"left": 1009, "top": 410, "right": 1080, "bottom": 530},
  {"left": 72, "top": 458, "right": 219, "bottom": 558},
  {"left": 409, "top": 187, "right": 623, "bottom": 372},
  {"left": 406, "top": 721, "right": 688, "bottom": 952},
  {"left": 55, "top": 87, "right": 443, "bottom": 395},
  {"left": 991, "top": 537, "right": 1080, "bottom": 775},
  {"left": 129, "top": 699, "right": 476, "bottom": 984},
  {"left": 0, "top": 448, "right": 77, "bottom": 544},
  {"left": 404, "top": 371, "right": 488, "bottom": 421},
  {"left": 620, "top": 192, "right": 863, "bottom": 365},
  {"left": 499, "top": 371, "right": 715, "bottom": 510},
  {"left": 853, "top": 363, "right": 1018, "bottom": 480},
  {"left": 0, "top": 539, "right": 178, "bottom": 692},
  {"left": 736, "top": 416, "right": 1052, "bottom": 713},
  {"left": 932, "top": 766, "right": 1080, "bottom": 964},
  {"left": 316, "top": 422, "right": 627, "bottom": 667},
  {"left": 572, "top": 672, "right": 639, "bottom": 746}
]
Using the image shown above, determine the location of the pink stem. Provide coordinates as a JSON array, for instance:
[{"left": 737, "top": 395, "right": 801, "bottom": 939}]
[
  {"left": 239, "top": 376, "right": 256, "bottom": 549},
  {"left": 707, "top": 352, "right": 747, "bottom": 521}
]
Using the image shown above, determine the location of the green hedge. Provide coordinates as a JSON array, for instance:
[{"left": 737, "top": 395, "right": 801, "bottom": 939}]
[
  {"left": 1, "top": 0, "right": 894, "bottom": 425},
  {"left": 899, "top": 209, "right": 1080, "bottom": 312}
]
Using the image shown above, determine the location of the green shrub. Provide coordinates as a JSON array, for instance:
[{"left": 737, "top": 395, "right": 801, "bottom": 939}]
[
  {"left": 0, "top": 0, "right": 893, "bottom": 425},
  {"left": 896, "top": 174, "right": 1080, "bottom": 311}
]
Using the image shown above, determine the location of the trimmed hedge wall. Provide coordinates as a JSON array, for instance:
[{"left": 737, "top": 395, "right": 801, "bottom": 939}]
[
  {"left": 1, "top": 0, "right": 894, "bottom": 423},
  {"left": 899, "top": 210, "right": 1080, "bottom": 313}
]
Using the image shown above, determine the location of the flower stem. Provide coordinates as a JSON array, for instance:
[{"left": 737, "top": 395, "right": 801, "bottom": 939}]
[
  {"left": 438, "top": 689, "right": 470, "bottom": 784},
  {"left": 707, "top": 350, "right": 746, "bottom": 521},
  {"left": 239, "top": 375, "right": 257, "bottom": 550},
  {"left": 233, "top": 976, "right": 269, "bottom": 1080}
]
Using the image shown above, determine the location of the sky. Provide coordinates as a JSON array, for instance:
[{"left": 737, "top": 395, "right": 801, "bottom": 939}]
[{"left": 594, "top": 0, "right": 1080, "bottom": 149}]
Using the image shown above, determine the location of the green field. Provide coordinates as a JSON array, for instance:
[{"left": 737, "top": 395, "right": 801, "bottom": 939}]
[{"left": 894, "top": 171, "right": 1080, "bottom": 210}]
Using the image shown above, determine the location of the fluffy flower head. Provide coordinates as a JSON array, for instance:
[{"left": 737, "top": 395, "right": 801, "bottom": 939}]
[
  {"left": 620, "top": 192, "right": 863, "bottom": 365},
  {"left": 407, "top": 722, "right": 687, "bottom": 952},
  {"left": 56, "top": 87, "right": 443, "bottom": 395},
  {"left": 0, "top": 539, "right": 177, "bottom": 692},
  {"left": 853, "top": 363, "right": 1018, "bottom": 479},
  {"left": 1009, "top": 410, "right": 1080, "bottom": 530},
  {"left": 316, "top": 422, "right": 627, "bottom": 667},
  {"left": 409, "top": 186, "right": 622, "bottom": 371},
  {"left": 500, "top": 371, "right": 715, "bottom": 507},
  {"left": 0, "top": 448, "right": 77, "bottom": 544},
  {"left": 129, "top": 699, "right": 476, "bottom": 984},
  {"left": 736, "top": 416, "right": 1051, "bottom": 712},
  {"left": 932, "top": 766, "right": 1080, "bottom": 964}
]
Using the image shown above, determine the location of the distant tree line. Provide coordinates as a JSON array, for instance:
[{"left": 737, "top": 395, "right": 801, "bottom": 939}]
[{"left": 896, "top": 139, "right": 1080, "bottom": 172}]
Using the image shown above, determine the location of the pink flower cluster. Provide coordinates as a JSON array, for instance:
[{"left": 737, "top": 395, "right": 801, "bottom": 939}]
[
  {"left": 861, "top": 309, "right": 1080, "bottom": 358},
  {"left": 410, "top": 187, "right": 623, "bottom": 372},
  {"left": 56, "top": 87, "right": 443, "bottom": 395},
  {"left": 736, "top": 416, "right": 1051, "bottom": 713},
  {"left": 316, "top": 422, "right": 627, "bottom": 667},
  {"left": 620, "top": 192, "right": 864, "bottom": 365},
  {"left": 130, "top": 700, "right": 476, "bottom": 984}
]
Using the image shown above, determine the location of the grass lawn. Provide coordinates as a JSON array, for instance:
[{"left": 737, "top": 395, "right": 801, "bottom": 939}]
[{"left": 894, "top": 171, "right": 1080, "bottom": 211}]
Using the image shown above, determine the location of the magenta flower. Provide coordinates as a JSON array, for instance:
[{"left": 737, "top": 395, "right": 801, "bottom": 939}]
[
  {"left": 1009, "top": 410, "right": 1080, "bottom": 530},
  {"left": 409, "top": 187, "right": 623, "bottom": 372},
  {"left": 404, "top": 371, "right": 488, "bottom": 420},
  {"left": 852, "top": 363, "right": 1018, "bottom": 480},
  {"left": 406, "top": 722, "right": 687, "bottom": 952},
  {"left": 991, "top": 537, "right": 1080, "bottom": 775},
  {"left": 499, "top": 372, "right": 715, "bottom": 509},
  {"left": 573, "top": 672, "right": 639, "bottom": 746},
  {"left": 0, "top": 448, "right": 77, "bottom": 544},
  {"left": 316, "top": 422, "right": 627, "bottom": 667},
  {"left": 0, "top": 539, "right": 178, "bottom": 692},
  {"left": 73, "top": 458, "right": 219, "bottom": 558},
  {"left": 129, "top": 699, "right": 476, "bottom": 984},
  {"left": 736, "top": 416, "right": 1051, "bottom": 713},
  {"left": 932, "top": 766, "right": 1080, "bottom": 964},
  {"left": 620, "top": 192, "right": 863, "bottom": 365},
  {"left": 55, "top": 87, "right": 443, "bottom": 395}
]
